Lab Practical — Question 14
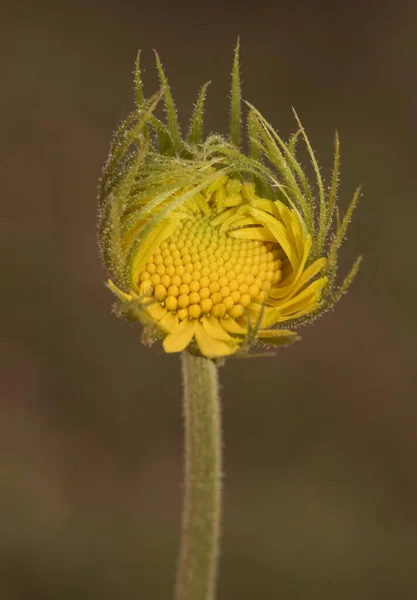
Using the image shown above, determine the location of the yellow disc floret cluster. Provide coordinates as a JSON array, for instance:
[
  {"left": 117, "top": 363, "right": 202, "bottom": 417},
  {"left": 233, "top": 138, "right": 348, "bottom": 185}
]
[
  {"left": 107, "top": 176, "right": 329, "bottom": 358},
  {"left": 138, "top": 216, "right": 283, "bottom": 323}
]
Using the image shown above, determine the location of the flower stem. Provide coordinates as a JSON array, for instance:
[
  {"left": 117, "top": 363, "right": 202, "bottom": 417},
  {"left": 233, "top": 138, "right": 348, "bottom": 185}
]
[{"left": 175, "top": 352, "right": 222, "bottom": 600}]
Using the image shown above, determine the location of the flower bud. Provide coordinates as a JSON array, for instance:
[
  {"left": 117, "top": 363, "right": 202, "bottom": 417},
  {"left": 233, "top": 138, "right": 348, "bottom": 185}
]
[{"left": 98, "top": 43, "right": 361, "bottom": 359}]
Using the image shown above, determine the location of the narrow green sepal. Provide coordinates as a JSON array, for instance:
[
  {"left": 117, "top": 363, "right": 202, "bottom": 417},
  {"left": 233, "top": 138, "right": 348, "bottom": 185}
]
[
  {"left": 323, "top": 130, "right": 340, "bottom": 241},
  {"left": 99, "top": 90, "right": 162, "bottom": 204},
  {"left": 154, "top": 51, "right": 181, "bottom": 153},
  {"left": 98, "top": 138, "right": 148, "bottom": 286},
  {"left": 247, "top": 110, "right": 261, "bottom": 161},
  {"left": 287, "top": 129, "right": 301, "bottom": 155},
  {"left": 246, "top": 103, "right": 315, "bottom": 233},
  {"left": 188, "top": 81, "right": 211, "bottom": 145},
  {"left": 134, "top": 50, "right": 145, "bottom": 107},
  {"left": 259, "top": 332, "right": 301, "bottom": 346},
  {"left": 230, "top": 38, "right": 241, "bottom": 147},
  {"left": 149, "top": 115, "right": 176, "bottom": 155},
  {"left": 292, "top": 109, "right": 326, "bottom": 246},
  {"left": 325, "top": 186, "right": 362, "bottom": 293},
  {"left": 329, "top": 255, "right": 362, "bottom": 307},
  {"left": 333, "top": 185, "right": 362, "bottom": 250}
]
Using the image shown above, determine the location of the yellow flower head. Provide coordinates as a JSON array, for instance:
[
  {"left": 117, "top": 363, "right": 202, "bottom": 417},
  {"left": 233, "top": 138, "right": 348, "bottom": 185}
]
[{"left": 98, "top": 42, "right": 361, "bottom": 359}]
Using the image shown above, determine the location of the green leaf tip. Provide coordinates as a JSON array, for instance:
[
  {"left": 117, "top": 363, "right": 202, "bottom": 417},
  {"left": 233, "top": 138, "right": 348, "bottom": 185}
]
[
  {"left": 330, "top": 255, "right": 363, "bottom": 307},
  {"left": 134, "top": 50, "right": 145, "bottom": 107},
  {"left": 335, "top": 185, "right": 362, "bottom": 249},
  {"left": 245, "top": 101, "right": 315, "bottom": 234},
  {"left": 230, "top": 38, "right": 241, "bottom": 147},
  {"left": 247, "top": 109, "right": 261, "bottom": 161},
  {"left": 323, "top": 130, "right": 340, "bottom": 240},
  {"left": 287, "top": 129, "right": 302, "bottom": 155},
  {"left": 188, "top": 81, "right": 211, "bottom": 145},
  {"left": 292, "top": 108, "right": 325, "bottom": 239},
  {"left": 154, "top": 50, "right": 181, "bottom": 153}
]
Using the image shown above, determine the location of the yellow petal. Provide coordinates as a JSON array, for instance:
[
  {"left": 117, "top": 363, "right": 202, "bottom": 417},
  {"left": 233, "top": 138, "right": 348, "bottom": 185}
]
[
  {"left": 256, "top": 306, "right": 281, "bottom": 328},
  {"left": 274, "top": 201, "right": 301, "bottom": 257},
  {"left": 257, "top": 328, "right": 300, "bottom": 345},
  {"left": 291, "top": 256, "right": 326, "bottom": 297},
  {"left": 251, "top": 198, "right": 280, "bottom": 218},
  {"left": 268, "top": 235, "right": 313, "bottom": 300},
  {"left": 145, "top": 302, "right": 167, "bottom": 322},
  {"left": 226, "top": 178, "right": 242, "bottom": 195},
  {"left": 228, "top": 216, "right": 259, "bottom": 229},
  {"left": 286, "top": 300, "right": 323, "bottom": 320},
  {"left": 242, "top": 182, "right": 256, "bottom": 200},
  {"left": 210, "top": 207, "right": 239, "bottom": 227},
  {"left": 122, "top": 218, "right": 147, "bottom": 254},
  {"left": 269, "top": 256, "right": 326, "bottom": 301},
  {"left": 257, "top": 328, "right": 297, "bottom": 339},
  {"left": 206, "top": 174, "right": 229, "bottom": 194},
  {"left": 248, "top": 207, "right": 298, "bottom": 269},
  {"left": 276, "top": 277, "right": 328, "bottom": 316},
  {"left": 193, "top": 192, "right": 210, "bottom": 216},
  {"left": 245, "top": 303, "right": 279, "bottom": 329},
  {"left": 219, "top": 318, "right": 247, "bottom": 335},
  {"left": 158, "top": 311, "right": 179, "bottom": 333},
  {"left": 289, "top": 210, "right": 305, "bottom": 258},
  {"left": 279, "top": 297, "right": 320, "bottom": 320},
  {"left": 163, "top": 320, "right": 195, "bottom": 353},
  {"left": 228, "top": 227, "right": 276, "bottom": 242},
  {"left": 139, "top": 280, "right": 153, "bottom": 296},
  {"left": 186, "top": 197, "right": 199, "bottom": 213},
  {"left": 201, "top": 316, "right": 235, "bottom": 342},
  {"left": 130, "top": 217, "right": 181, "bottom": 284},
  {"left": 194, "top": 322, "right": 238, "bottom": 358},
  {"left": 224, "top": 194, "right": 244, "bottom": 207},
  {"left": 219, "top": 210, "right": 251, "bottom": 233}
]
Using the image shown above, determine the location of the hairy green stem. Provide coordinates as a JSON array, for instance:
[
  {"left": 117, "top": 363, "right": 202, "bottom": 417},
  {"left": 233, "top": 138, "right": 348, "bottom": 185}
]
[{"left": 174, "top": 353, "right": 222, "bottom": 600}]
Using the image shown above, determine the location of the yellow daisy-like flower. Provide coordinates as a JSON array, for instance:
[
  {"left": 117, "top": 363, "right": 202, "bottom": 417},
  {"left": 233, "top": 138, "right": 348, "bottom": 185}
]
[{"left": 98, "top": 43, "right": 361, "bottom": 359}]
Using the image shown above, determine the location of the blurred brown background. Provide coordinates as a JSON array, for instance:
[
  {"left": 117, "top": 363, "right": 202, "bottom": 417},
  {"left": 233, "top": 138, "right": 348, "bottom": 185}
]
[{"left": 1, "top": 0, "right": 417, "bottom": 598}]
